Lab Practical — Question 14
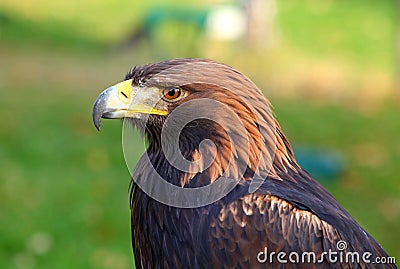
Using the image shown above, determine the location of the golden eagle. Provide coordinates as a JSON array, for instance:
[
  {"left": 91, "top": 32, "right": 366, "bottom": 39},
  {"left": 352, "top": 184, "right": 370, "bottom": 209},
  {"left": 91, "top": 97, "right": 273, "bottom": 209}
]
[{"left": 92, "top": 59, "right": 396, "bottom": 268}]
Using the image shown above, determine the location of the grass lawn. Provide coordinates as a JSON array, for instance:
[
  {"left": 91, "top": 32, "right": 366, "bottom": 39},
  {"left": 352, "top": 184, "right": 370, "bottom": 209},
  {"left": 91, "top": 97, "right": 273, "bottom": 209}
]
[{"left": 0, "top": 1, "right": 399, "bottom": 268}]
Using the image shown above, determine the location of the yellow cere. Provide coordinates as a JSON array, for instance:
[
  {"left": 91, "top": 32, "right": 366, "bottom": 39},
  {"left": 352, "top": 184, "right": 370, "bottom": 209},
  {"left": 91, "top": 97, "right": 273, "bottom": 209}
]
[
  {"left": 117, "top": 79, "right": 133, "bottom": 104},
  {"left": 113, "top": 79, "right": 169, "bottom": 116}
]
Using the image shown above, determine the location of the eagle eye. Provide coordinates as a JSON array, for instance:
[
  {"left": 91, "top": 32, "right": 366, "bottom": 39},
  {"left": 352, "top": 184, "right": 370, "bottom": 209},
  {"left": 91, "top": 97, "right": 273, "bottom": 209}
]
[{"left": 162, "top": 88, "right": 183, "bottom": 101}]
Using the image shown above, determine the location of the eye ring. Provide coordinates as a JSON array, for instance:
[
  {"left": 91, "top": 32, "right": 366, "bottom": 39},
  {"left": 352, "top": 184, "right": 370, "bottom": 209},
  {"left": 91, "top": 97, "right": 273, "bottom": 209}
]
[{"left": 162, "top": 88, "right": 183, "bottom": 101}]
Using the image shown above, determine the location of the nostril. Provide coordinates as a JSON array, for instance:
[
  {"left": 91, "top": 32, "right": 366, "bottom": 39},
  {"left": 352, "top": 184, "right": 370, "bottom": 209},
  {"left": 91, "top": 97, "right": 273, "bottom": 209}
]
[{"left": 121, "top": 91, "right": 128, "bottom": 98}]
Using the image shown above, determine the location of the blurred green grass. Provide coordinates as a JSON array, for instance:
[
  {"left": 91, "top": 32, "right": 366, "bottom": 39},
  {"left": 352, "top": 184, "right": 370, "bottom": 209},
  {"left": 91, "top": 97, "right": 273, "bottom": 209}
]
[{"left": 0, "top": 0, "right": 399, "bottom": 268}]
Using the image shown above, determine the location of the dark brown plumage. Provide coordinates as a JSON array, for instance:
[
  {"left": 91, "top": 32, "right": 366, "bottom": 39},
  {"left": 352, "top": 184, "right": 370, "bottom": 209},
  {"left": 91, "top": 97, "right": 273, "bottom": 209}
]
[{"left": 92, "top": 59, "right": 397, "bottom": 269}]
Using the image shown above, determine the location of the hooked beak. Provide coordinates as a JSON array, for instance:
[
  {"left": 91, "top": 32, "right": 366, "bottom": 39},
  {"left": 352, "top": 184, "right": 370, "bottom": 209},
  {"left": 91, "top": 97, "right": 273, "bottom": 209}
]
[{"left": 92, "top": 79, "right": 168, "bottom": 131}]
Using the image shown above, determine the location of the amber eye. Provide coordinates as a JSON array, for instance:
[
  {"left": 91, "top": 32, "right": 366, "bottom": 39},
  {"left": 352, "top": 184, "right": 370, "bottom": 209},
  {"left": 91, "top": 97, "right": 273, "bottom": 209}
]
[{"left": 163, "top": 88, "right": 182, "bottom": 101}]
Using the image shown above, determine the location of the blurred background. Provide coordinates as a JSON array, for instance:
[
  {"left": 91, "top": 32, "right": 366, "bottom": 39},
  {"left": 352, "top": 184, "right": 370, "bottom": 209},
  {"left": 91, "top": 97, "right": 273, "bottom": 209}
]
[{"left": 0, "top": 0, "right": 399, "bottom": 268}]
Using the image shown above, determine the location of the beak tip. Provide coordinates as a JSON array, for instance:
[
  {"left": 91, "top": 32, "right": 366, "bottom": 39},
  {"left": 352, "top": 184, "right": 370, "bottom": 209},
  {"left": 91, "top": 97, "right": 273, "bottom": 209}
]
[
  {"left": 93, "top": 91, "right": 107, "bottom": 132},
  {"left": 93, "top": 111, "right": 102, "bottom": 132}
]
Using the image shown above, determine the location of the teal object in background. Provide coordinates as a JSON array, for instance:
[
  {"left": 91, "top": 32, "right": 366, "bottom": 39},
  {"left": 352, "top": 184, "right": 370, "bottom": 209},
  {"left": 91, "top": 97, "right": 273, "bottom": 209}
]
[
  {"left": 294, "top": 146, "right": 346, "bottom": 182},
  {"left": 143, "top": 8, "right": 209, "bottom": 35},
  {"left": 122, "top": 5, "right": 247, "bottom": 52}
]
